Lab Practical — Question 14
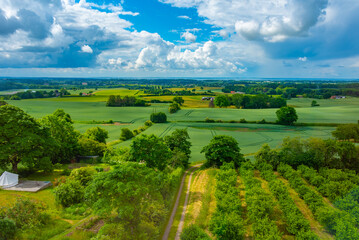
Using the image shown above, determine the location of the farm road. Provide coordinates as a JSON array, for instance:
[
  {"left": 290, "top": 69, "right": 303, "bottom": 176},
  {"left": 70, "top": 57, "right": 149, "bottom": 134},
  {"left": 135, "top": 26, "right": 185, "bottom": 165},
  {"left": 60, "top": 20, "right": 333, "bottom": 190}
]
[{"left": 162, "top": 164, "right": 202, "bottom": 240}]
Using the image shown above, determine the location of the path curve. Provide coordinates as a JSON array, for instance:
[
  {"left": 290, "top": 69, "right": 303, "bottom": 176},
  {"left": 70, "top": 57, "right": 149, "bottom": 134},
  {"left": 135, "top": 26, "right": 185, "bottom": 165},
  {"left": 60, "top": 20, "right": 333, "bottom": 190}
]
[{"left": 162, "top": 164, "right": 202, "bottom": 240}]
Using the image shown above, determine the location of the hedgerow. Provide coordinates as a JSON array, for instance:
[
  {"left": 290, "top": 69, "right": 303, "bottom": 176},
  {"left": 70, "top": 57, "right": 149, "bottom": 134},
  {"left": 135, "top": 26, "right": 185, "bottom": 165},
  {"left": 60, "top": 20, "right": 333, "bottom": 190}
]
[
  {"left": 209, "top": 164, "right": 244, "bottom": 240},
  {"left": 278, "top": 163, "right": 359, "bottom": 239},
  {"left": 239, "top": 163, "right": 282, "bottom": 240},
  {"left": 258, "top": 163, "right": 317, "bottom": 239}
]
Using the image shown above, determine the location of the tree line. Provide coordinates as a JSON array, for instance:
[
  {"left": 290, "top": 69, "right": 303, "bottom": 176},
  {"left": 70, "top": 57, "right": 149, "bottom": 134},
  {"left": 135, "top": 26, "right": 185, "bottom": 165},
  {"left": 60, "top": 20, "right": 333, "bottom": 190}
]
[
  {"left": 106, "top": 95, "right": 148, "bottom": 107},
  {"left": 214, "top": 94, "right": 287, "bottom": 109}
]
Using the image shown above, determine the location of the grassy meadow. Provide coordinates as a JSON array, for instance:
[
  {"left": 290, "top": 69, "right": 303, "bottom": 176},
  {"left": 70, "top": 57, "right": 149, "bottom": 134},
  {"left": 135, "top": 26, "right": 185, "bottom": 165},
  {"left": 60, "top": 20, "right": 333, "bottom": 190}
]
[{"left": 8, "top": 89, "right": 359, "bottom": 162}]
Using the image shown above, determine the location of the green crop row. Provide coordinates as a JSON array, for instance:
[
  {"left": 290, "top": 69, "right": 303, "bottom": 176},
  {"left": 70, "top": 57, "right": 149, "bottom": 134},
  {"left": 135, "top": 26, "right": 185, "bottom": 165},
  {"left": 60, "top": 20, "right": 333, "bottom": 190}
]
[
  {"left": 298, "top": 165, "right": 359, "bottom": 226},
  {"left": 239, "top": 163, "right": 282, "bottom": 240},
  {"left": 258, "top": 163, "right": 318, "bottom": 239},
  {"left": 278, "top": 164, "right": 359, "bottom": 239},
  {"left": 297, "top": 165, "right": 358, "bottom": 201},
  {"left": 209, "top": 165, "right": 244, "bottom": 240}
]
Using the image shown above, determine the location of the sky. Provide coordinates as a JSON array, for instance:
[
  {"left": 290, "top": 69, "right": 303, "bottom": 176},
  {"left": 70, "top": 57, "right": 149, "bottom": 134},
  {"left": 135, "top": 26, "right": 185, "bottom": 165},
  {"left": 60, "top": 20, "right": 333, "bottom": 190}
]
[{"left": 0, "top": 0, "right": 359, "bottom": 78}]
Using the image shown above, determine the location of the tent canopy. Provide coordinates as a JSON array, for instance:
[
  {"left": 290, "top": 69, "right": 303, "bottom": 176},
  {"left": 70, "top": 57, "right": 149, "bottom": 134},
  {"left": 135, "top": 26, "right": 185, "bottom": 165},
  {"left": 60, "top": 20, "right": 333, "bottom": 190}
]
[{"left": 0, "top": 171, "right": 19, "bottom": 188}]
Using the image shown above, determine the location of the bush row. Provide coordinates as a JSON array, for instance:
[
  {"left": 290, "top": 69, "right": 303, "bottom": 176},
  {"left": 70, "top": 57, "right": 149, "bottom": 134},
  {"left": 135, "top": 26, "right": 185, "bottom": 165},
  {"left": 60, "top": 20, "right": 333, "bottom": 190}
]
[
  {"left": 239, "top": 163, "right": 282, "bottom": 240},
  {"left": 297, "top": 165, "right": 358, "bottom": 201},
  {"left": 278, "top": 164, "right": 359, "bottom": 239},
  {"left": 258, "top": 163, "right": 317, "bottom": 239},
  {"left": 120, "top": 120, "right": 153, "bottom": 141},
  {"left": 209, "top": 164, "right": 244, "bottom": 240},
  {"left": 334, "top": 186, "right": 359, "bottom": 226}
]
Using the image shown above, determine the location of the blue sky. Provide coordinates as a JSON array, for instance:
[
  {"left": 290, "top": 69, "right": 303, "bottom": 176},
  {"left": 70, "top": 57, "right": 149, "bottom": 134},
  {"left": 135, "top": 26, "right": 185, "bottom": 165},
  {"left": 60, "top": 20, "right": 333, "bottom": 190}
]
[{"left": 0, "top": 0, "right": 358, "bottom": 78}]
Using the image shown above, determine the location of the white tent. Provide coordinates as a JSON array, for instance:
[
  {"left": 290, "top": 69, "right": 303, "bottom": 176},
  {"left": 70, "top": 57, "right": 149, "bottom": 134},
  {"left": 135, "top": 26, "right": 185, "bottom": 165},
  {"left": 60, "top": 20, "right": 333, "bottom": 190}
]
[{"left": 0, "top": 171, "right": 19, "bottom": 188}]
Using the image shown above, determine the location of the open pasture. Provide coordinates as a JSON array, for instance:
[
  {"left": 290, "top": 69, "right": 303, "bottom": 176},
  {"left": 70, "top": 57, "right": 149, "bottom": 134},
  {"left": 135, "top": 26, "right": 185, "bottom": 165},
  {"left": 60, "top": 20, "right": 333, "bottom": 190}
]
[{"left": 118, "top": 122, "right": 334, "bottom": 162}]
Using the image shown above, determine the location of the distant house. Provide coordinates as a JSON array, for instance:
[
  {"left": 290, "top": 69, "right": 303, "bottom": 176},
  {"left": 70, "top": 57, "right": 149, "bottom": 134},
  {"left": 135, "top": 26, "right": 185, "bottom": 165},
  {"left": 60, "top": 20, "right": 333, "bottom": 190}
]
[
  {"left": 202, "top": 97, "right": 215, "bottom": 101},
  {"left": 230, "top": 91, "right": 245, "bottom": 94},
  {"left": 330, "top": 96, "right": 346, "bottom": 99},
  {"left": 82, "top": 82, "right": 88, "bottom": 86}
]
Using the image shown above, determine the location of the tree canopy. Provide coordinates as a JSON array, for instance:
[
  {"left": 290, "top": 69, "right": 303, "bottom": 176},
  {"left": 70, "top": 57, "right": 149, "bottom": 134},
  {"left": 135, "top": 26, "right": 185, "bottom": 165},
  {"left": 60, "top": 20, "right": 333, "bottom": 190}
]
[
  {"left": 164, "top": 129, "right": 192, "bottom": 168},
  {"left": 83, "top": 126, "right": 109, "bottom": 144},
  {"left": 214, "top": 95, "right": 230, "bottom": 108},
  {"left": 150, "top": 112, "right": 167, "bottom": 123},
  {"left": 0, "top": 105, "right": 54, "bottom": 172},
  {"left": 276, "top": 106, "right": 298, "bottom": 125},
  {"left": 129, "top": 134, "right": 172, "bottom": 171},
  {"left": 173, "top": 96, "right": 184, "bottom": 105},
  {"left": 201, "top": 135, "right": 244, "bottom": 168}
]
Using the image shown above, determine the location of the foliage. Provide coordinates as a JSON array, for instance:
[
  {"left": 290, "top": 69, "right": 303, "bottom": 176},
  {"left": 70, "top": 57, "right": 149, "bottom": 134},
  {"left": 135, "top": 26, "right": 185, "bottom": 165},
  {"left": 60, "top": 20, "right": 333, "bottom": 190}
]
[
  {"left": 210, "top": 167, "right": 244, "bottom": 240},
  {"left": 70, "top": 167, "right": 98, "bottom": 185},
  {"left": 54, "top": 178, "right": 85, "bottom": 207},
  {"left": 53, "top": 108, "right": 73, "bottom": 123},
  {"left": 231, "top": 94, "right": 286, "bottom": 109},
  {"left": 0, "top": 100, "right": 7, "bottom": 106},
  {"left": 85, "top": 162, "right": 172, "bottom": 238},
  {"left": 0, "top": 217, "right": 16, "bottom": 240},
  {"left": 144, "top": 120, "right": 153, "bottom": 126},
  {"left": 311, "top": 100, "right": 320, "bottom": 107},
  {"left": 258, "top": 163, "right": 316, "bottom": 238},
  {"left": 180, "top": 224, "right": 211, "bottom": 240},
  {"left": 120, "top": 128, "right": 134, "bottom": 141},
  {"left": 40, "top": 110, "right": 80, "bottom": 164},
  {"left": 0, "top": 105, "right": 55, "bottom": 172},
  {"left": 276, "top": 106, "right": 298, "bottom": 125},
  {"left": 240, "top": 166, "right": 282, "bottom": 240},
  {"left": 78, "top": 137, "right": 107, "bottom": 156},
  {"left": 129, "top": 134, "right": 171, "bottom": 171},
  {"left": 106, "top": 95, "right": 147, "bottom": 107},
  {"left": 278, "top": 164, "right": 359, "bottom": 239},
  {"left": 169, "top": 102, "right": 181, "bottom": 113},
  {"left": 0, "top": 198, "right": 47, "bottom": 230},
  {"left": 201, "top": 135, "right": 244, "bottom": 168},
  {"left": 332, "top": 124, "right": 359, "bottom": 141},
  {"left": 150, "top": 112, "right": 167, "bottom": 123},
  {"left": 214, "top": 95, "right": 230, "bottom": 108},
  {"left": 173, "top": 96, "right": 184, "bottom": 105},
  {"left": 164, "top": 128, "right": 192, "bottom": 168},
  {"left": 83, "top": 127, "right": 109, "bottom": 144}
]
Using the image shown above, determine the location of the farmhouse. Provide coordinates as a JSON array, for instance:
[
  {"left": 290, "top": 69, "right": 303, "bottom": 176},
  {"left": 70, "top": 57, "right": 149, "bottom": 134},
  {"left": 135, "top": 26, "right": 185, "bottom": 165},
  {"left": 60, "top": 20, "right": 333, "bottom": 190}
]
[{"left": 330, "top": 96, "right": 346, "bottom": 99}]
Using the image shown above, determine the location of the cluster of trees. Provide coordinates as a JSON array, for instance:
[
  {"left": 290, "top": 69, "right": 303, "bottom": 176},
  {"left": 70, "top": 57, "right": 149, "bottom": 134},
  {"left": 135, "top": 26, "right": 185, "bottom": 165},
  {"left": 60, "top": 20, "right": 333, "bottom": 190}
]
[
  {"left": 258, "top": 163, "right": 317, "bottom": 238},
  {"left": 169, "top": 96, "right": 184, "bottom": 114},
  {"left": 150, "top": 112, "right": 167, "bottom": 123},
  {"left": 128, "top": 129, "right": 192, "bottom": 170},
  {"left": 52, "top": 130, "right": 192, "bottom": 239},
  {"left": 332, "top": 124, "right": 359, "bottom": 141},
  {"left": 3, "top": 89, "right": 70, "bottom": 100},
  {"left": 209, "top": 164, "right": 244, "bottom": 239},
  {"left": 201, "top": 135, "right": 245, "bottom": 169},
  {"left": 222, "top": 81, "right": 359, "bottom": 99},
  {"left": 278, "top": 164, "right": 359, "bottom": 239},
  {"left": 255, "top": 137, "right": 359, "bottom": 172},
  {"left": 297, "top": 165, "right": 359, "bottom": 202},
  {"left": 276, "top": 106, "right": 298, "bottom": 125},
  {"left": 240, "top": 163, "right": 282, "bottom": 240},
  {"left": 106, "top": 95, "right": 147, "bottom": 107},
  {"left": 143, "top": 87, "right": 211, "bottom": 96},
  {"left": 0, "top": 105, "right": 109, "bottom": 173},
  {"left": 214, "top": 94, "right": 287, "bottom": 109}
]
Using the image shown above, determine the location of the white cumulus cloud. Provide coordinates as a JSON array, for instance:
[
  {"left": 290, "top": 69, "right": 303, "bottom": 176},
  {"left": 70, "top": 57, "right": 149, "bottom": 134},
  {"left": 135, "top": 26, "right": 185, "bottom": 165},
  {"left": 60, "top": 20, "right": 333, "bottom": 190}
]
[
  {"left": 81, "top": 45, "right": 93, "bottom": 53},
  {"left": 181, "top": 31, "right": 197, "bottom": 42}
]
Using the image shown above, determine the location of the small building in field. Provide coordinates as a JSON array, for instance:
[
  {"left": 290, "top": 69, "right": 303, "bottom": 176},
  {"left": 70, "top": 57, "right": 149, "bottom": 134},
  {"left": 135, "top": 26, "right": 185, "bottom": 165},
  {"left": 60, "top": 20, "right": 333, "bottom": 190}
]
[{"left": 330, "top": 96, "right": 346, "bottom": 99}]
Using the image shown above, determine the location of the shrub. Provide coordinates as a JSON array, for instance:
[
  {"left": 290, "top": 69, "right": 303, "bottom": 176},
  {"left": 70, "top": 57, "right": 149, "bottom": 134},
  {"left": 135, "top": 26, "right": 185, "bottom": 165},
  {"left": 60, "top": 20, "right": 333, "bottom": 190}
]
[
  {"left": 150, "top": 112, "right": 167, "bottom": 123},
  {"left": 78, "top": 138, "right": 107, "bottom": 156},
  {"left": 169, "top": 102, "right": 181, "bottom": 114},
  {"left": 181, "top": 224, "right": 211, "bottom": 240},
  {"left": 144, "top": 120, "right": 153, "bottom": 127},
  {"left": 120, "top": 128, "right": 134, "bottom": 140},
  {"left": 239, "top": 118, "right": 247, "bottom": 123},
  {"left": 70, "top": 167, "right": 97, "bottom": 186},
  {"left": 0, "top": 217, "right": 16, "bottom": 240},
  {"left": 54, "top": 179, "right": 84, "bottom": 207},
  {"left": 205, "top": 117, "right": 215, "bottom": 123},
  {"left": 0, "top": 198, "right": 47, "bottom": 229}
]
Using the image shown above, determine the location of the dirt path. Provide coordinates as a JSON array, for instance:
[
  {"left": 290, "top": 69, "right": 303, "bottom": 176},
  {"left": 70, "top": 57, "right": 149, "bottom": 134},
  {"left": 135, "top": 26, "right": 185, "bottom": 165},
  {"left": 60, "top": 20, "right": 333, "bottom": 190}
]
[{"left": 162, "top": 164, "right": 202, "bottom": 240}]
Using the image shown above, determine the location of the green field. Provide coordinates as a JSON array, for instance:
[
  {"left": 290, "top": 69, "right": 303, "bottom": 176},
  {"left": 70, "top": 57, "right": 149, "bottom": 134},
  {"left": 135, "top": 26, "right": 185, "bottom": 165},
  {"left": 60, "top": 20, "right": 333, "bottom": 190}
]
[{"left": 8, "top": 95, "right": 359, "bottom": 162}]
